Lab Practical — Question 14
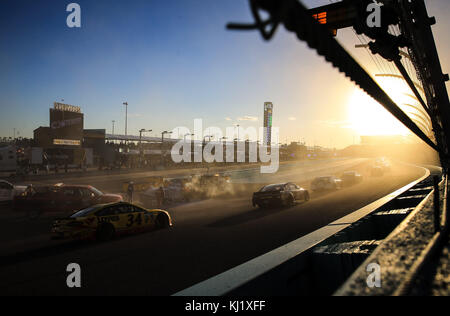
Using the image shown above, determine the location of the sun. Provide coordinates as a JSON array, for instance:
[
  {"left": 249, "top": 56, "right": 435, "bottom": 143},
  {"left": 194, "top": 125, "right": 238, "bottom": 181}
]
[{"left": 347, "top": 78, "right": 412, "bottom": 136}]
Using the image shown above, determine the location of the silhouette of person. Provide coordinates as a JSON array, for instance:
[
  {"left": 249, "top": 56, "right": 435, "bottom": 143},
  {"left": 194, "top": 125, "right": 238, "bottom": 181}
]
[
  {"left": 127, "top": 181, "right": 135, "bottom": 203},
  {"left": 156, "top": 186, "right": 165, "bottom": 208}
]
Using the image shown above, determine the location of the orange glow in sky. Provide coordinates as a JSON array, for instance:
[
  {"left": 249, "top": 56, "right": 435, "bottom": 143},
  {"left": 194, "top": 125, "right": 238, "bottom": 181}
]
[{"left": 347, "top": 77, "right": 416, "bottom": 136}]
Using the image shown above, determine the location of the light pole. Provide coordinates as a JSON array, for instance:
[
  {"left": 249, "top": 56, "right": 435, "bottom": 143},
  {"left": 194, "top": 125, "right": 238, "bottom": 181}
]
[
  {"left": 184, "top": 133, "right": 194, "bottom": 142},
  {"left": 139, "top": 129, "right": 152, "bottom": 166},
  {"left": 221, "top": 137, "right": 228, "bottom": 162},
  {"left": 162, "top": 131, "right": 173, "bottom": 144},
  {"left": 203, "top": 135, "right": 213, "bottom": 143},
  {"left": 202, "top": 135, "right": 213, "bottom": 158},
  {"left": 201, "top": 135, "right": 213, "bottom": 170},
  {"left": 184, "top": 133, "right": 194, "bottom": 164},
  {"left": 139, "top": 129, "right": 152, "bottom": 147},
  {"left": 123, "top": 102, "right": 128, "bottom": 142},
  {"left": 112, "top": 120, "right": 115, "bottom": 136},
  {"left": 161, "top": 131, "right": 172, "bottom": 165}
]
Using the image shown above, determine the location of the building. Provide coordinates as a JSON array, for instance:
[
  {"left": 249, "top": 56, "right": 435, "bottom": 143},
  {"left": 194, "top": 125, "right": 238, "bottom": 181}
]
[
  {"left": 33, "top": 127, "right": 52, "bottom": 147},
  {"left": 34, "top": 102, "right": 84, "bottom": 148},
  {"left": 360, "top": 135, "right": 414, "bottom": 146},
  {"left": 33, "top": 102, "right": 91, "bottom": 165},
  {"left": 0, "top": 145, "right": 17, "bottom": 171}
]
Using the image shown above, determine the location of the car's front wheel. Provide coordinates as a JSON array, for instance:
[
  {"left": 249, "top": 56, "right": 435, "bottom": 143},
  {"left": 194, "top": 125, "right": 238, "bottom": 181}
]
[
  {"left": 96, "top": 223, "right": 115, "bottom": 241},
  {"left": 284, "top": 195, "right": 295, "bottom": 207},
  {"left": 155, "top": 214, "right": 170, "bottom": 229},
  {"left": 257, "top": 203, "right": 268, "bottom": 209},
  {"left": 304, "top": 191, "right": 310, "bottom": 201}
]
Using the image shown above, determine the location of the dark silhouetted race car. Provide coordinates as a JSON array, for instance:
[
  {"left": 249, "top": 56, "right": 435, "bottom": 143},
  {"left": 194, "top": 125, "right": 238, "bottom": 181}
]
[
  {"left": 341, "top": 171, "right": 363, "bottom": 186},
  {"left": 375, "top": 157, "right": 391, "bottom": 172},
  {"left": 140, "top": 177, "right": 193, "bottom": 207},
  {"left": 51, "top": 201, "right": 172, "bottom": 241},
  {"left": 369, "top": 165, "right": 384, "bottom": 177},
  {"left": 252, "top": 183, "right": 310, "bottom": 208},
  {"left": 13, "top": 184, "right": 122, "bottom": 215},
  {"left": 310, "top": 176, "right": 342, "bottom": 192},
  {"left": 185, "top": 173, "right": 232, "bottom": 199}
]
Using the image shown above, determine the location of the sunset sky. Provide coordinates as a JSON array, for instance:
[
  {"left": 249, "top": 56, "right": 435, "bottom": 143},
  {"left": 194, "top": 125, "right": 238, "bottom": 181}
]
[{"left": 0, "top": 0, "right": 449, "bottom": 149}]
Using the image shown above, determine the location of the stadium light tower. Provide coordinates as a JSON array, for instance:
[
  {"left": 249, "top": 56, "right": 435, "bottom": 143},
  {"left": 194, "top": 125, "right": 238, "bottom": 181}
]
[
  {"left": 234, "top": 124, "right": 240, "bottom": 141},
  {"left": 184, "top": 133, "right": 194, "bottom": 142},
  {"left": 161, "top": 131, "right": 173, "bottom": 165},
  {"left": 139, "top": 129, "right": 152, "bottom": 144},
  {"left": 161, "top": 131, "right": 172, "bottom": 144},
  {"left": 139, "top": 129, "right": 152, "bottom": 160},
  {"left": 203, "top": 135, "right": 213, "bottom": 143}
]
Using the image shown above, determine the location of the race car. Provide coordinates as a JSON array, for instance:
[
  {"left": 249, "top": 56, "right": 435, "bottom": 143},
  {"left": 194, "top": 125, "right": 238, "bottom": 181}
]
[
  {"left": 51, "top": 201, "right": 172, "bottom": 241},
  {"left": 310, "top": 176, "right": 342, "bottom": 192},
  {"left": 162, "top": 178, "right": 186, "bottom": 202},
  {"left": 369, "top": 165, "right": 384, "bottom": 177},
  {"left": 140, "top": 177, "right": 192, "bottom": 207},
  {"left": 341, "top": 171, "right": 363, "bottom": 186},
  {"left": 186, "top": 173, "right": 232, "bottom": 199},
  {"left": 13, "top": 184, "right": 122, "bottom": 215},
  {"left": 375, "top": 157, "right": 391, "bottom": 172},
  {"left": 0, "top": 180, "right": 27, "bottom": 205},
  {"left": 252, "top": 182, "right": 310, "bottom": 208},
  {"left": 121, "top": 176, "right": 164, "bottom": 193}
]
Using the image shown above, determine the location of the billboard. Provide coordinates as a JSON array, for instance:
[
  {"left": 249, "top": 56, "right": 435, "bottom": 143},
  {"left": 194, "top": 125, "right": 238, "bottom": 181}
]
[
  {"left": 49, "top": 102, "right": 84, "bottom": 146},
  {"left": 263, "top": 102, "right": 273, "bottom": 146}
]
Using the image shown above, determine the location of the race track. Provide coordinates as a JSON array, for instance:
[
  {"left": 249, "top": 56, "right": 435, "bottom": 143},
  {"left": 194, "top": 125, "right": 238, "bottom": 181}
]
[{"left": 0, "top": 158, "right": 426, "bottom": 295}]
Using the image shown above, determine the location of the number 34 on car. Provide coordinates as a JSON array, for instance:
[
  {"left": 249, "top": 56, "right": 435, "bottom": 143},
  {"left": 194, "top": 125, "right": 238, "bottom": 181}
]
[{"left": 51, "top": 202, "right": 172, "bottom": 241}]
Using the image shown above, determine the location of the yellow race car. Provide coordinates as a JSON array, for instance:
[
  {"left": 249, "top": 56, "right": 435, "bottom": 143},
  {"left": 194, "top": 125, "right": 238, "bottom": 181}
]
[{"left": 51, "top": 202, "right": 172, "bottom": 241}]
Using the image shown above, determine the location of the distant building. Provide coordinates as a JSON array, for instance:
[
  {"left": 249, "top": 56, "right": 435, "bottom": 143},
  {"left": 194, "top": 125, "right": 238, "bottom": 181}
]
[
  {"left": 0, "top": 145, "right": 17, "bottom": 171},
  {"left": 282, "top": 142, "right": 307, "bottom": 160},
  {"left": 360, "top": 135, "right": 413, "bottom": 146},
  {"left": 83, "top": 129, "right": 106, "bottom": 151},
  {"left": 33, "top": 127, "right": 52, "bottom": 148},
  {"left": 34, "top": 102, "right": 84, "bottom": 148},
  {"left": 32, "top": 102, "right": 100, "bottom": 165}
]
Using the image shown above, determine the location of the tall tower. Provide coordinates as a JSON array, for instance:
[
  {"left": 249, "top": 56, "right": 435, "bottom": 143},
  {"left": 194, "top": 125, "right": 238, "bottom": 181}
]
[{"left": 263, "top": 102, "right": 273, "bottom": 146}]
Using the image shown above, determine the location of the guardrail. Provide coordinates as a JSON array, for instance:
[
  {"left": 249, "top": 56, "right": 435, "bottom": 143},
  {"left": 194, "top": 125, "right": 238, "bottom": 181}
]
[
  {"left": 335, "top": 173, "right": 448, "bottom": 296},
  {"left": 174, "top": 167, "right": 431, "bottom": 296}
]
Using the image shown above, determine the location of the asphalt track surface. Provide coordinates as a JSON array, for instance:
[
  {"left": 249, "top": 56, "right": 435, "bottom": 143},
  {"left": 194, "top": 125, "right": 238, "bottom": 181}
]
[{"left": 0, "top": 158, "right": 426, "bottom": 295}]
